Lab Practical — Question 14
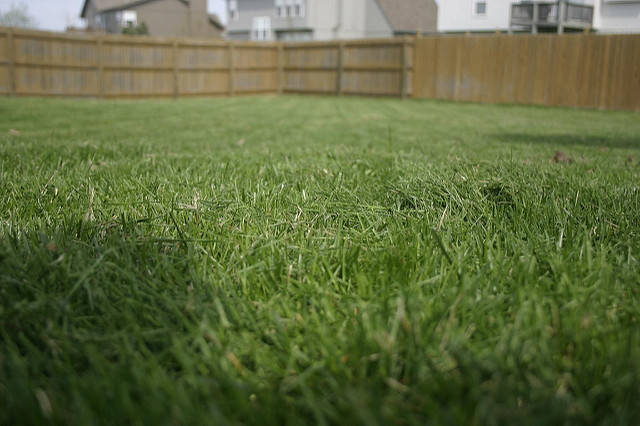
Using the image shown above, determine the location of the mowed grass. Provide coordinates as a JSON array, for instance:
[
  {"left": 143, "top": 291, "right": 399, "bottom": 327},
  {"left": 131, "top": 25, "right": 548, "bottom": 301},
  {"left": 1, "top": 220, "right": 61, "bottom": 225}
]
[{"left": 0, "top": 95, "right": 639, "bottom": 425}]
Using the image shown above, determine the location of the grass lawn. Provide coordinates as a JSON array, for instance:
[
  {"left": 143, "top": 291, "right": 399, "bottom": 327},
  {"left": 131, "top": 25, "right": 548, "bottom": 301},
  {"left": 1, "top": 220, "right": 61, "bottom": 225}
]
[{"left": 1, "top": 95, "right": 639, "bottom": 425}]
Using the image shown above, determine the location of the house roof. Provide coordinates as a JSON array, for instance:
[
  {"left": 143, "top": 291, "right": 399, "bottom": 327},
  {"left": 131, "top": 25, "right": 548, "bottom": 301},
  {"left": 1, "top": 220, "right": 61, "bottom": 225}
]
[
  {"left": 80, "top": 0, "right": 189, "bottom": 18},
  {"left": 375, "top": 0, "right": 438, "bottom": 33},
  {"left": 208, "top": 14, "right": 224, "bottom": 31}
]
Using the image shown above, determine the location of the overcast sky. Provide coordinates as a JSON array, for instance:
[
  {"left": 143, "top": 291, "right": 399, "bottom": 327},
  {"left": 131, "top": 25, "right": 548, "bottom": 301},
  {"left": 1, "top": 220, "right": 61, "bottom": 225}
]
[{"left": 0, "top": 0, "right": 228, "bottom": 31}]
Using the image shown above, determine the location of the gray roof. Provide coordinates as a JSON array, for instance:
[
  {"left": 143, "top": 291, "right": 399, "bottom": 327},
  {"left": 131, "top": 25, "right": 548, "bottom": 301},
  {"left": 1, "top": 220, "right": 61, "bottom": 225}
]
[{"left": 375, "top": 0, "right": 438, "bottom": 33}]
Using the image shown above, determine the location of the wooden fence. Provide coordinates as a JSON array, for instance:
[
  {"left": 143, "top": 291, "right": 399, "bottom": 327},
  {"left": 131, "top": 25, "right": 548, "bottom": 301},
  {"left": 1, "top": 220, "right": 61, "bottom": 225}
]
[
  {"left": 0, "top": 28, "right": 411, "bottom": 99},
  {"left": 414, "top": 33, "right": 640, "bottom": 111},
  {"left": 0, "top": 28, "right": 279, "bottom": 98},
  {"left": 283, "top": 39, "right": 413, "bottom": 97},
  {"left": 0, "top": 27, "right": 638, "bottom": 110}
]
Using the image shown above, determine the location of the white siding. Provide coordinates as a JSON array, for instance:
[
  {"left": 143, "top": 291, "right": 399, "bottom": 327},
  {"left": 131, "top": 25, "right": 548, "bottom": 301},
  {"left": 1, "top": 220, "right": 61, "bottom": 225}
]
[
  {"left": 225, "top": 0, "right": 393, "bottom": 41},
  {"left": 594, "top": 0, "right": 640, "bottom": 33},
  {"left": 438, "top": 0, "right": 513, "bottom": 32},
  {"left": 438, "top": 0, "right": 599, "bottom": 33}
]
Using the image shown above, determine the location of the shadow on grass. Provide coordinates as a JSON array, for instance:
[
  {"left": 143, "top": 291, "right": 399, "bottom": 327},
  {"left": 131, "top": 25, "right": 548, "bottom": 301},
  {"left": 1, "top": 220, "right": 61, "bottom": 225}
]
[{"left": 493, "top": 133, "right": 640, "bottom": 150}]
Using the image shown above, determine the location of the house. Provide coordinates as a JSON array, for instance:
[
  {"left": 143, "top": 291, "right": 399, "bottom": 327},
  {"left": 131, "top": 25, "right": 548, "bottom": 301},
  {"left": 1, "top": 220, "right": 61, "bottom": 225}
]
[
  {"left": 439, "top": 0, "right": 595, "bottom": 33},
  {"left": 80, "top": 0, "right": 225, "bottom": 38},
  {"left": 224, "top": 0, "right": 438, "bottom": 41},
  {"left": 438, "top": 1, "right": 640, "bottom": 34},
  {"left": 438, "top": 0, "right": 514, "bottom": 33}
]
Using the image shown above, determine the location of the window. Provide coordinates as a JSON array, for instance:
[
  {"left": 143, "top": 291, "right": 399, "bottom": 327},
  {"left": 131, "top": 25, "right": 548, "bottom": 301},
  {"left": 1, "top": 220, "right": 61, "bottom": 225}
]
[
  {"left": 121, "top": 10, "right": 137, "bottom": 27},
  {"left": 252, "top": 16, "right": 271, "bottom": 41},
  {"left": 294, "top": 0, "right": 305, "bottom": 17},
  {"left": 229, "top": 0, "right": 238, "bottom": 21},
  {"left": 276, "top": 0, "right": 304, "bottom": 18},
  {"left": 474, "top": 1, "right": 487, "bottom": 16},
  {"left": 276, "top": 0, "right": 285, "bottom": 17}
]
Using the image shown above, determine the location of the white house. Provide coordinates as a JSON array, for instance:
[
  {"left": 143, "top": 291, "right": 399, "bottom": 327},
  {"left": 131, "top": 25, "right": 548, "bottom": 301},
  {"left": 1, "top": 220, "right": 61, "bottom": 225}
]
[
  {"left": 438, "top": 0, "right": 514, "bottom": 33},
  {"left": 438, "top": 0, "right": 640, "bottom": 34},
  {"left": 225, "top": 0, "right": 438, "bottom": 41}
]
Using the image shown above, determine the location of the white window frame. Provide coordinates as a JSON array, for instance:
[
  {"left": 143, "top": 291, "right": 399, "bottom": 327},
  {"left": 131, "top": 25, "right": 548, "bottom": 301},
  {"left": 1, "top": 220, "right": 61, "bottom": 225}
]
[
  {"left": 294, "top": 0, "right": 305, "bottom": 17},
  {"left": 121, "top": 10, "right": 137, "bottom": 27},
  {"left": 275, "top": 0, "right": 304, "bottom": 19},
  {"left": 252, "top": 16, "right": 271, "bottom": 41},
  {"left": 229, "top": 0, "right": 238, "bottom": 22},
  {"left": 275, "top": 0, "right": 286, "bottom": 17},
  {"left": 473, "top": 1, "right": 487, "bottom": 17}
]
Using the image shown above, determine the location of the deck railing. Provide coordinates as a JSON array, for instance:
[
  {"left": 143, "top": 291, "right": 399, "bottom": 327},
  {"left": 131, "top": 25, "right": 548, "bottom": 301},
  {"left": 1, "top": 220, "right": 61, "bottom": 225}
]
[{"left": 510, "top": 1, "right": 593, "bottom": 32}]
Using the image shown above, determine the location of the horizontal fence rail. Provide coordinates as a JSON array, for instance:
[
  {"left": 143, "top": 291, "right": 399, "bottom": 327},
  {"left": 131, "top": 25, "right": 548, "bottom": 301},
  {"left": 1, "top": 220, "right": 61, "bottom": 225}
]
[{"left": 0, "top": 27, "right": 638, "bottom": 110}]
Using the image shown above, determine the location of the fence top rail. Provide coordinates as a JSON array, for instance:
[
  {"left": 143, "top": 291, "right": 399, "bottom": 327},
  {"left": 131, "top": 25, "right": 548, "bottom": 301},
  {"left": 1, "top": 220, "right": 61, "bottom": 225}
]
[
  {"left": 5, "top": 26, "right": 638, "bottom": 50},
  {"left": 283, "top": 37, "right": 413, "bottom": 49},
  {"left": 417, "top": 32, "right": 640, "bottom": 41},
  {"left": 283, "top": 43, "right": 341, "bottom": 50},
  {"left": 176, "top": 40, "right": 242, "bottom": 48},
  {"left": 0, "top": 26, "right": 286, "bottom": 50},
  {"left": 2, "top": 27, "right": 99, "bottom": 43},
  {"left": 231, "top": 42, "right": 280, "bottom": 49}
]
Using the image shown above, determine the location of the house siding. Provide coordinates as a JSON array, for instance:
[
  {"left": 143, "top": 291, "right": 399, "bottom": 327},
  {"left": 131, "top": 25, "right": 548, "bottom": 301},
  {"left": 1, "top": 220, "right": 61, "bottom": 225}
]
[
  {"left": 594, "top": 1, "right": 640, "bottom": 33},
  {"left": 226, "top": 0, "right": 309, "bottom": 40},
  {"left": 438, "top": 0, "right": 596, "bottom": 33},
  {"left": 225, "top": 0, "right": 417, "bottom": 41},
  {"left": 438, "top": 0, "right": 514, "bottom": 32},
  {"left": 365, "top": 0, "right": 393, "bottom": 38},
  {"left": 133, "top": 0, "right": 191, "bottom": 36},
  {"left": 83, "top": 0, "right": 223, "bottom": 38},
  {"left": 306, "top": 0, "right": 339, "bottom": 40},
  {"left": 334, "top": 0, "right": 368, "bottom": 39}
]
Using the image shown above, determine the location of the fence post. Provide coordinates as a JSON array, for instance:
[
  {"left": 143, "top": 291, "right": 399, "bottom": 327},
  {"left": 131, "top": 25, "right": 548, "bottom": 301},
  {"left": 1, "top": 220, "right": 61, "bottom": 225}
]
[
  {"left": 400, "top": 37, "right": 409, "bottom": 99},
  {"left": 413, "top": 35, "right": 420, "bottom": 99},
  {"left": 453, "top": 36, "right": 464, "bottom": 101},
  {"left": 337, "top": 41, "right": 344, "bottom": 96},
  {"left": 599, "top": 35, "right": 612, "bottom": 109},
  {"left": 7, "top": 28, "right": 16, "bottom": 96},
  {"left": 277, "top": 43, "right": 284, "bottom": 95},
  {"left": 172, "top": 40, "right": 179, "bottom": 99},
  {"left": 228, "top": 42, "right": 235, "bottom": 97},
  {"left": 97, "top": 35, "right": 105, "bottom": 98}
]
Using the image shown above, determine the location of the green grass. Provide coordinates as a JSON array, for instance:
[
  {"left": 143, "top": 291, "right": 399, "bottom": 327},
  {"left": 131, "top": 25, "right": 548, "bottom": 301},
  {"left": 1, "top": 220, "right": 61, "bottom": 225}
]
[{"left": 1, "top": 95, "right": 639, "bottom": 425}]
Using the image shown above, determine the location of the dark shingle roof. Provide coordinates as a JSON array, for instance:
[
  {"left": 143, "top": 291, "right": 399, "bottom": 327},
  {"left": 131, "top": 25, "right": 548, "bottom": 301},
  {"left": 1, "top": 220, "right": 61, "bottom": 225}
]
[
  {"left": 208, "top": 14, "right": 224, "bottom": 30},
  {"left": 81, "top": 0, "right": 189, "bottom": 17},
  {"left": 375, "top": 0, "right": 438, "bottom": 33}
]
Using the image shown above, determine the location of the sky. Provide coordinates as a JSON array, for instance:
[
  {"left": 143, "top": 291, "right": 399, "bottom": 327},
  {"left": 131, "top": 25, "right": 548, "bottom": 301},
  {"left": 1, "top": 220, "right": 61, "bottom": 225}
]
[{"left": 0, "top": 0, "right": 228, "bottom": 31}]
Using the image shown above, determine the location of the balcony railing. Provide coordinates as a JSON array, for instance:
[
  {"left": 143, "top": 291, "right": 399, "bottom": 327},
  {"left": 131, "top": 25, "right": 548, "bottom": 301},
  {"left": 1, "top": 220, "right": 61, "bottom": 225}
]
[
  {"left": 510, "top": 1, "right": 593, "bottom": 33},
  {"left": 566, "top": 4, "right": 593, "bottom": 23}
]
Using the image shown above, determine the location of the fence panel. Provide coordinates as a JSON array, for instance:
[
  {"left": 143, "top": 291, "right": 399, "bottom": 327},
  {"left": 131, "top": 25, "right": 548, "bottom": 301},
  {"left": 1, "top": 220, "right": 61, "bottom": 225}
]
[
  {"left": 0, "top": 30, "right": 9, "bottom": 94},
  {"left": 414, "top": 33, "right": 640, "bottom": 111},
  {"left": 283, "top": 44, "right": 339, "bottom": 94},
  {"left": 177, "top": 42, "right": 229, "bottom": 95},
  {"left": 11, "top": 31, "right": 98, "bottom": 96},
  {"left": 233, "top": 45, "right": 279, "bottom": 94},
  {"left": 102, "top": 37, "right": 174, "bottom": 97},
  {"left": 342, "top": 42, "right": 404, "bottom": 96},
  {"left": 607, "top": 35, "right": 640, "bottom": 111},
  {"left": 282, "top": 39, "right": 412, "bottom": 97}
]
